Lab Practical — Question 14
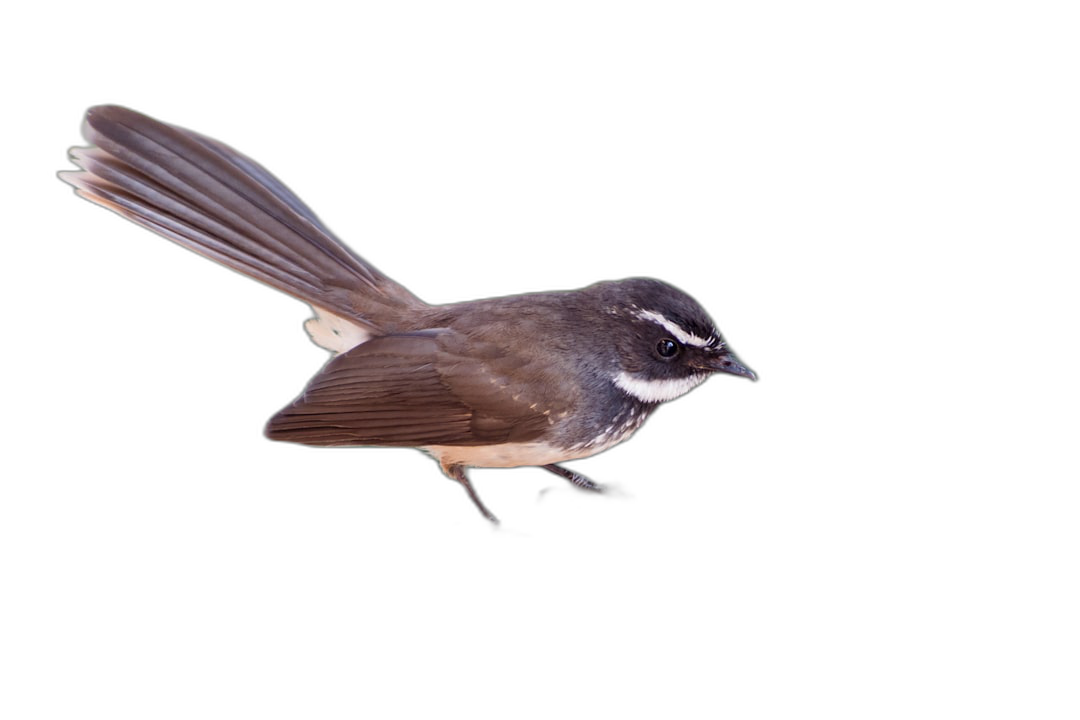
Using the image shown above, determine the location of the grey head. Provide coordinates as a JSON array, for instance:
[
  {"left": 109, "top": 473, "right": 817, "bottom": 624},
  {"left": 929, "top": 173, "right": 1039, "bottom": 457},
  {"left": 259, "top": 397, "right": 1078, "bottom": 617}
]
[{"left": 587, "top": 278, "right": 756, "bottom": 404}]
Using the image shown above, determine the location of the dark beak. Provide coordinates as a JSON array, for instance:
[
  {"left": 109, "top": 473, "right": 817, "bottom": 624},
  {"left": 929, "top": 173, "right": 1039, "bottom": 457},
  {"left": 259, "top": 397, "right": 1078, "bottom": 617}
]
[{"left": 702, "top": 351, "right": 757, "bottom": 381}]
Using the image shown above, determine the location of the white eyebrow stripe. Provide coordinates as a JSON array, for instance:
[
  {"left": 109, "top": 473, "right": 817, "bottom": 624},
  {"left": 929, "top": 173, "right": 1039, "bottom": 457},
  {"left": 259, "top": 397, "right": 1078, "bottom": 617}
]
[{"left": 636, "top": 309, "right": 717, "bottom": 349}]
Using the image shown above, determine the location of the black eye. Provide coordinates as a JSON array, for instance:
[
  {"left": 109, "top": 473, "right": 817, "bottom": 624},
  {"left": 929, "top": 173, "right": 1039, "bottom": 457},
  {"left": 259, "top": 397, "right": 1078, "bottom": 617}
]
[{"left": 656, "top": 338, "right": 680, "bottom": 358}]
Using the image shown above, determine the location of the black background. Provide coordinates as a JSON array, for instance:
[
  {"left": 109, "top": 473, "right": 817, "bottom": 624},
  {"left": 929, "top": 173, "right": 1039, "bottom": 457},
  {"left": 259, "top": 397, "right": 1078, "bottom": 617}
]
[{"left": 21, "top": 28, "right": 894, "bottom": 669}]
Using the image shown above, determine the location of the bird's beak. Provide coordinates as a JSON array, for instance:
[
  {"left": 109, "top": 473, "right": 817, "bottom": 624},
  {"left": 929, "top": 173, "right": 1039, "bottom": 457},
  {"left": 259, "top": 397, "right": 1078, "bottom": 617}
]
[{"left": 701, "top": 351, "right": 757, "bottom": 381}]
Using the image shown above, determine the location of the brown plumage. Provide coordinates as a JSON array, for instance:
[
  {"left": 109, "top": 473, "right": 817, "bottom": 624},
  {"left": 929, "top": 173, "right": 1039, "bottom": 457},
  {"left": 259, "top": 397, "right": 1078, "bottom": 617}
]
[{"left": 60, "top": 105, "right": 755, "bottom": 522}]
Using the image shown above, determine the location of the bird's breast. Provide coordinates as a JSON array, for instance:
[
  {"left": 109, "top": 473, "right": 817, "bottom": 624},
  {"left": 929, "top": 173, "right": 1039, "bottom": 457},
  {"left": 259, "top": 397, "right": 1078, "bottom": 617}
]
[
  {"left": 424, "top": 401, "right": 649, "bottom": 469},
  {"left": 563, "top": 401, "right": 649, "bottom": 456}
]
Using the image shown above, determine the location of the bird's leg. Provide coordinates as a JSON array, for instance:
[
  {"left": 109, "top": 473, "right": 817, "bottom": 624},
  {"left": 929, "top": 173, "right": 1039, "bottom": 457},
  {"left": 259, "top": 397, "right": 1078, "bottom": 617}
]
[
  {"left": 540, "top": 464, "right": 626, "bottom": 498},
  {"left": 443, "top": 463, "right": 499, "bottom": 524}
]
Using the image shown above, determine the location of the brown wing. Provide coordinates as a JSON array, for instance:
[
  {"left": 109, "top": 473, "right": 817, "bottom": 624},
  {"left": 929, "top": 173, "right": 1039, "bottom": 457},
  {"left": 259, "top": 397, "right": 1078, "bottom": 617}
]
[{"left": 264, "top": 330, "right": 561, "bottom": 448}]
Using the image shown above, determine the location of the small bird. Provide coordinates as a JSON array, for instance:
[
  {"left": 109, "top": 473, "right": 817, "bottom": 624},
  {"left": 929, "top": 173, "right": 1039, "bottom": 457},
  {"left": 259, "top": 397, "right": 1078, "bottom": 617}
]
[{"left": 60, "top": 105, "right": 755, "bottom": 523}]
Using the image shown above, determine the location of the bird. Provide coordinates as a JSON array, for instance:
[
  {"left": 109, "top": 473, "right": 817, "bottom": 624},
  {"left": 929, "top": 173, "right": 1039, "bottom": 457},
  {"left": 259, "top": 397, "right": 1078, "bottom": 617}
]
[{"left": 59, "top": 105, "right": 755, "bottom": 523}]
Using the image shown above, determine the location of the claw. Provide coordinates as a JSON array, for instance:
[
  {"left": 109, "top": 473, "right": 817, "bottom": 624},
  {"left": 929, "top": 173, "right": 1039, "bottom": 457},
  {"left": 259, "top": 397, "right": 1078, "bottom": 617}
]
[{"left": 542, "top": 464, "right": 605, "bottom": 493}]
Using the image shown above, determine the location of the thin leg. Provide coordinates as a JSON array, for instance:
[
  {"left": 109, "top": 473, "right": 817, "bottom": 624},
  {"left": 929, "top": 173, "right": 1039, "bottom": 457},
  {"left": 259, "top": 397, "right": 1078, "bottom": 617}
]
[
  {"left": 542, "top": 464, "right": 605, "bottom": 493},
  {"left": 444, "top": 464, "right": 499, "bottom": 524}
]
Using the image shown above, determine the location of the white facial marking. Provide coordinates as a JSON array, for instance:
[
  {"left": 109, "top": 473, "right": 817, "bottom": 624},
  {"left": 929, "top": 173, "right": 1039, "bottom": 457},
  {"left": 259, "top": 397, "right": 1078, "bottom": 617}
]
[
  {"left": 636, "top": 310, "right": 719, "bottom": 349},
  {"left": 614, "top": 371, "right": 708, "bottom": 403}
]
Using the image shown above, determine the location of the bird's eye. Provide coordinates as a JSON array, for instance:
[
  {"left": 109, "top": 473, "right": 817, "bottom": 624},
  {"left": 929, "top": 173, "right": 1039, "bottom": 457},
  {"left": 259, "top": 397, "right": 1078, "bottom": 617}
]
[{"left": 656, "top": 338, "right": 680, "bottom": 358}]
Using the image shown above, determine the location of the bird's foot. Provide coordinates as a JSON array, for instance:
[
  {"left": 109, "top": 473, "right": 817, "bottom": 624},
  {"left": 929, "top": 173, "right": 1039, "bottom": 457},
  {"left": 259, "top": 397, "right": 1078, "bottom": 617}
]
[{"left": 542, "top": 464, "right": 605, "bottom": 493}]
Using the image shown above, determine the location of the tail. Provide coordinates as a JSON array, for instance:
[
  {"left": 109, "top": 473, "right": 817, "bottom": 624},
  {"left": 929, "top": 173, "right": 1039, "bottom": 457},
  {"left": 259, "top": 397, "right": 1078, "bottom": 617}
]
[{"left": 59, "top": 105, "right": 425, "bottom": 352}]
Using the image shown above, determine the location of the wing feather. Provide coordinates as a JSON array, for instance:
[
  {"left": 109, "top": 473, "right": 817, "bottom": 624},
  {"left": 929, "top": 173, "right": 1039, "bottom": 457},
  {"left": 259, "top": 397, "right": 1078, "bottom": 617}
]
[{"left": 264, "top": 331, "right": 558, "bottom": 448}]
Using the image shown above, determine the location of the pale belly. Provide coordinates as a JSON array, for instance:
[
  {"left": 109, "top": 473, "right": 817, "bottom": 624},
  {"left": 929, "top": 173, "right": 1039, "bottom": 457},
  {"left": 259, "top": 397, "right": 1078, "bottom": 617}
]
[
  {"left": 423, "top": 441, "right": 600, "bottom": 469},
  {"left": 424, "top": 409, "right": 646, "bottom": 469}
]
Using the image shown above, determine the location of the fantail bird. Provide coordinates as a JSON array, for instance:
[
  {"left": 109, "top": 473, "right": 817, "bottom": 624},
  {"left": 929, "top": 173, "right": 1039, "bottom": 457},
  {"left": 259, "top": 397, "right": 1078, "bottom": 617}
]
[{"left": 59, "top": 105, "right": 755, "bottom": 523}]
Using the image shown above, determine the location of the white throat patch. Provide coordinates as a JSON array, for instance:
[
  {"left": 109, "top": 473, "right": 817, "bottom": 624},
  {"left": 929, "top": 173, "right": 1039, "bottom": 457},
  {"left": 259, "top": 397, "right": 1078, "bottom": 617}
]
[{"left": 614, "top": 371, "right": 708, "bottom": 403}]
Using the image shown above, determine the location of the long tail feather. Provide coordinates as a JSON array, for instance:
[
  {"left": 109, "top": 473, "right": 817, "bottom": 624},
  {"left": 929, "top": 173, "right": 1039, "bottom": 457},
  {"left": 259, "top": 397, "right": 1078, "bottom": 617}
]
[{"left": 59, "top": 105, "right": 424, "bottom": 338}]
